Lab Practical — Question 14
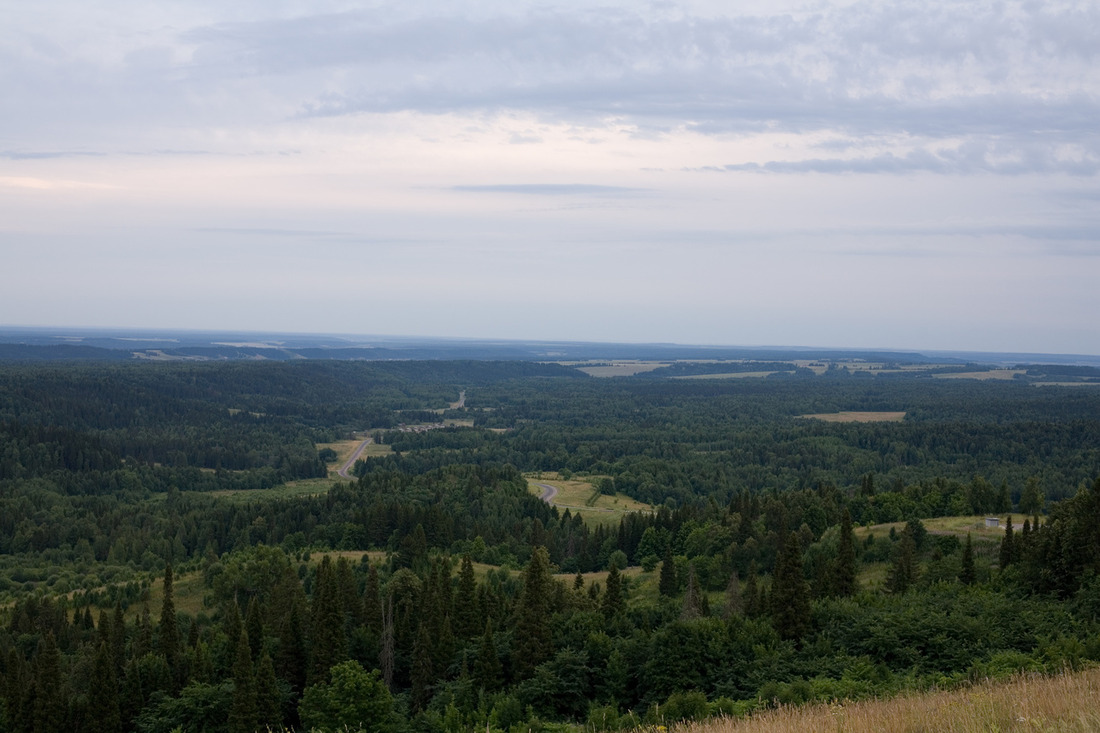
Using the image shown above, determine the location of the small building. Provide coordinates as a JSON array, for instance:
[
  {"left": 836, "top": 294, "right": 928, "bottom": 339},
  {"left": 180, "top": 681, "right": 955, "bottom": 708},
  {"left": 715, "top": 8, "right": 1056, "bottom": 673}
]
[{"left": 985, "top": 517, "right": 1000, "bottom": 528}]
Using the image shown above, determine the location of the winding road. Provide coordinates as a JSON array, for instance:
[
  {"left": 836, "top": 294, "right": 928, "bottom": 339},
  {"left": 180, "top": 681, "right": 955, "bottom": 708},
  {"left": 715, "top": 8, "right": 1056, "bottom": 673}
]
[
  {"left": 534, "top": 482, "right": 559, "bottom": 503},
  {"left": 337, "top": 437, "right": 374, "bottom": 479}
]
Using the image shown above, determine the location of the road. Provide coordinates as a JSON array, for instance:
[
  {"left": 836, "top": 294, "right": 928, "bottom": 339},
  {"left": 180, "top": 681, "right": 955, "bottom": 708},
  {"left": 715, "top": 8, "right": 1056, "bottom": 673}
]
[
  {"left": 534, "top": 482, "right": 559, "bottom": 503},
  {"left": 337, "top": 437, "right": 374, "bottom": 479},
  {"left": 450, "top": 390, "right": 466, "bottom": 409}
]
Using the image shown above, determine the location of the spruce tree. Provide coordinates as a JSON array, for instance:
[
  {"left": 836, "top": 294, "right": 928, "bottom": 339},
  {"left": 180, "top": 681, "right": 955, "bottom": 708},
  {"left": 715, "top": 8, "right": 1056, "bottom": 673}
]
[
  {"left": 1000, "top": 515, "right": 1015, "bottom": 569},
  {"left": 245, "top": 597, "right": 264, "bottom": 662},
  {"left": 886, "top": 526, "right": 917, "bottom": 593},
  {"left": 723, "top": 570, "right": 742, "bottom": 618},
  {"left": 473, "top": 620, "right": 502, "bottom": 691},
  {"left": 309, "top": 556, "right": 347, "bottom": 686},
  {"left": 229, "top": 629, "right": 257, "bottom": 733},
  {"left": 601, "top": 563, "right": 624, "bottom": 619},
  {"left": 255, "top": 651, "right": 282, "bottom": 732},
  {"left": 743, "top": 562, "right": 760, "bottom": 618},
  {"left": 87, "top": 643, "right": 121, "bottom": 733},
  {"left": 680, "top": 564, "right": 704, "bottom": 620},
  {"left": 410, "top": 623, "right": 434, "bottom": 712},
  {"left": 512, "top": 546, "right": 554, "bottom": 680},
  {"left": 32, "top": 633, "right": 65, "bottom": 733},
  {"left": 770, "top": 533, "right": 811, "bottom": 640},
  {"left": 831, "top": 508, "right": 859, "bottom": 597},
  {"left": 658, "top": 547, "right": 678, "bottom": 597},
  {"left": 158, "top": 564, "right": 180, "bottom": 681},
  {"left": 960, "top": 533, "right": 976, "bottom": 585},
  {"left": 454, "top": 555, "right": 479, "bottom": 639}
]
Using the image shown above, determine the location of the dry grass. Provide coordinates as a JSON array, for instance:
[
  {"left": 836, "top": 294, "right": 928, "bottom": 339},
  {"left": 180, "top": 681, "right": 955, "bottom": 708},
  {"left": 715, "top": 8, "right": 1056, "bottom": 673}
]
[
  {"left": 672, "top": 669, "right": 1100, "bottom": 733},
  {"left": 800, "top": 411, "right": 907, "bottom": 423},
  {"left": 934, "top": 370, "right": 1026, "bottom": 381}
]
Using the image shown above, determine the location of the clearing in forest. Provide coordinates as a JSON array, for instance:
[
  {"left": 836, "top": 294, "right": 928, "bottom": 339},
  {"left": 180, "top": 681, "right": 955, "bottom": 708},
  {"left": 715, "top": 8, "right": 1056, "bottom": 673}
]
[
  {"left": 800, "top": 411, "right": 906, "bottom": 422},
  {"left": 526, "top": 474, "right": 654, "bottom": 527}
]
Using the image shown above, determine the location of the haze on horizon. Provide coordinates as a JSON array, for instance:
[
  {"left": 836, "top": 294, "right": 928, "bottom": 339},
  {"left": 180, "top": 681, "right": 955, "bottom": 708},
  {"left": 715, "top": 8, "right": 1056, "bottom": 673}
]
[{"left": 2, "top": 1, "right": 1098, "bottom": 355}]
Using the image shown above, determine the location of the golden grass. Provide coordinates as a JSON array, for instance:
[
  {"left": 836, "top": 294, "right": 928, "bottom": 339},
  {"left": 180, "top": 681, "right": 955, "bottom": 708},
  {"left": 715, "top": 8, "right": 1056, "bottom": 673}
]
[
  {"left": 800, "top": 411, "right": 907, "bottom": 423},
  {"left": 934, "top": 370, "right": 1026, "bottom": 381},
  {"left": 671, "top": 669, "right": 1100, "bottom": 733},
  {"left": 855, "top": 515, "right": 1020, "bottom": 543}
]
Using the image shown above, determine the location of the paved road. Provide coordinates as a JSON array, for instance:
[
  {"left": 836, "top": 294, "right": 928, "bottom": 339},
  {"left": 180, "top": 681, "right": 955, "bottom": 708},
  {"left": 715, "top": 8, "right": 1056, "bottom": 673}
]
[
  {"left": 534, "top": 482, "right": 559, "bottom": 503},
  {"left": 450, "top": 390, "right": 466, "bottom": 409},
  {"left": 337, "top": 437, "right": 374, "bottom": 479}
]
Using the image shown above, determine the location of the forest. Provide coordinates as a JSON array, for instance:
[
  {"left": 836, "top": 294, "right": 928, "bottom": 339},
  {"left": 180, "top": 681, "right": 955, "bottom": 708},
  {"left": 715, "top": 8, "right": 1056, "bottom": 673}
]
[{"left": 1, "top": 358, "right": 1099, "bottom": 732}]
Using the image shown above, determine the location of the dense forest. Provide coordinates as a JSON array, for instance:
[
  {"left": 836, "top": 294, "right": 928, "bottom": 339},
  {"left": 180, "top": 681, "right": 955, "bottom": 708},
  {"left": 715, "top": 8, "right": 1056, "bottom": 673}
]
[{"left": 1, "top": 359, "right": 1100, "bottom": 732}]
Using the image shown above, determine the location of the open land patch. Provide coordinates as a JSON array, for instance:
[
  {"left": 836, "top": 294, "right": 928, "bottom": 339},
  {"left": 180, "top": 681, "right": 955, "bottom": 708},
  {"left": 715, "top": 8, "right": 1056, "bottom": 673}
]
[{"left": 800, "top": 411, "right": 907, "bottom": 423}]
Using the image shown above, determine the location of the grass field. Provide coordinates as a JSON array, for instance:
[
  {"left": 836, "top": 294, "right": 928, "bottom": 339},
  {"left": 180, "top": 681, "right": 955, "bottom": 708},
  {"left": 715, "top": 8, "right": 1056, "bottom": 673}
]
[
  {"left": 800, "top": 411, "right": 907, "bottom": 423},
  {"left": 856, "top": 515, "right": 1018, "bottom": 543},
  {"left": 526, "top": 474, "right": 654, "bottom": 527},
  {"left": 673, "top": 371, "right": 779, "bottom": 380},
  {"left": 934, "top": 369, "right": 1026, "bottom": 380},
  {"left": 673, "top": 668, "right": 1100, "bottom": 733},
  {"left": 575, "top": 362, "right": 670, "bottom": 377}
]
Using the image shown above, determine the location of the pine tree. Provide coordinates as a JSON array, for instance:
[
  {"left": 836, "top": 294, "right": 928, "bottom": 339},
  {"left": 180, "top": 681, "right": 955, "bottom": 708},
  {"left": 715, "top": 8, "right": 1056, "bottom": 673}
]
[
  {"left": 770, "top": 533, "right": 811, "bottom": 640},
  {"left": 831, "top": 508, "right": 859, "bottom": 597},
  {"left": 512, "top": 546, "right": 554, "bottom": 680},
  {"left": 1000, "top": 515, "right": 1015, "bottom": 568},
  {"left": 960, "top": 533, "right": 976, "bottom": 585}
]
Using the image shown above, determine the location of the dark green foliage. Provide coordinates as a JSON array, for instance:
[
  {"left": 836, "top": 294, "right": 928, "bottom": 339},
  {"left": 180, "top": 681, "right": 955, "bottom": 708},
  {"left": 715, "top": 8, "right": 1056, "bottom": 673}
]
[
  {"left": 298, "top": 660, "right": 393, "bottom": 733},
  {"left": 960, "top": 533, "right": 976, "bottom": 586},
  {"left": 602, "top": 563, "right": 624, "bottom": 620},
  {"left": 1000, "top": 515, "right": 1015, "bottom": 568},
  {"left": 770, "top": 534, "right": 811, "bottom": 640},
  {"left": 228, "top": 629, "right": 257, "bottom": 733},
  {"left": 512, "top": 547, "right": 555, "bottom": 680},
  {"left": 831, "top": 508, "right": 859, "bottom": 597}
]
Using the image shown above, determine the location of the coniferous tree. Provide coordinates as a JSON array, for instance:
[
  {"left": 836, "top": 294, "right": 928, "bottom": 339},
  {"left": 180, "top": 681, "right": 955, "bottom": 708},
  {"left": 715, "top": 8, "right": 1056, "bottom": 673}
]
[
  {"left": 512, "top": 546, "right": 554, "bottom": 680},
  {"left": 410, "top": 622, "right": 434, "bottom": 712},
  {"left": 658, "top": 547, "right": 678, "bottom": 597},
  {"left": 32, "top": 633, "right": 65, "bottom": 733},
  {"left": 87, "top": 643, "right": 121, "bottom": 733},
  {"left": 602, "top": 563, "right": 624, "bottom": 619},
  {"left": 245, "top": 597, "right": 264, "bottom": 663},
  {"left": 743, "top": 561, "right": 760, "bottom": 618},
  {"left": 886, "top": 526, "right": 917, "bottom": 593},
  {"left": 831, "top": 508, "right": 859, "bottom": 597},
  {"left": 309, "top": 556, "right": 346, "bottom": 686},
  {"left": 960, "top": 533, "right": 976, "bottom": 585},
  {"left": 454, "top": 555, "right": 479, "bottom": 639},
  {"left": 229, "top": 628, "right": 258, "bottom": 733},
  {"left": 1000, "top": 515, "right": 1015, "bottom": 568},
  {"left": 680, "top": 564, "right": 704, "bottom": 620},
  {"left": 363, "top": 565, "right": 383, "bottom": 637},
  {"left": 255, "top": 650, "right": 282, "bottom": 732},
  {"left": 770, "top": 533, "right": 811, "bottom": 640},
  {"left": 723, "top": 570, "right": 742, "bottom": 618},
  {"left": 158, "top": 564, "right": 180, "bottom": 682},
  {"left": 473, "top": 620, "right": 502, "bottom": 692}
]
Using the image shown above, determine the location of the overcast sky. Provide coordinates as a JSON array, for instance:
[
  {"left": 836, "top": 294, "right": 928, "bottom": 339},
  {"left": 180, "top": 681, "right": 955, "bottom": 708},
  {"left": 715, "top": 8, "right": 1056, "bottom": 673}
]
[{"left": 2, "top": 0, "right": 1098, "bottom": 354}]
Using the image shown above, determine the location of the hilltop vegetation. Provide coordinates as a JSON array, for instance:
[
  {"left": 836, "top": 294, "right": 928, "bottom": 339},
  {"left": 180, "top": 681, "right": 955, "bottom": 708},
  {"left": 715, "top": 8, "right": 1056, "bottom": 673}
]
[{"left": 0, "top": 359, "right": 1099, "bottom": 732}]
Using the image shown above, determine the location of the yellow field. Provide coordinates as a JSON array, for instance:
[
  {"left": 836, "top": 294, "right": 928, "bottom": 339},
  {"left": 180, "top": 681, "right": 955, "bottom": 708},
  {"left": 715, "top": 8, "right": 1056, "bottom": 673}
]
[
  {"left": 934, "top": 369, "right": 1026, "bottom": 380},
  {"left": 800, "top": 411, "right": 906, "bottom": 423},
  {"left": 672, "top": 668, "right": 1100, "bottom": 733}
]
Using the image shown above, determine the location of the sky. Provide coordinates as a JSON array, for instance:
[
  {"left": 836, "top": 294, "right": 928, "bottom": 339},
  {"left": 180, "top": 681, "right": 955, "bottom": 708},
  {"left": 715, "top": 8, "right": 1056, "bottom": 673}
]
[{"left": 2, "top": 0, "right": 1099, "bottom": 354}]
